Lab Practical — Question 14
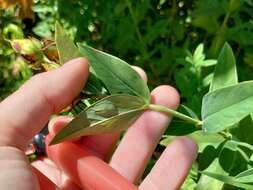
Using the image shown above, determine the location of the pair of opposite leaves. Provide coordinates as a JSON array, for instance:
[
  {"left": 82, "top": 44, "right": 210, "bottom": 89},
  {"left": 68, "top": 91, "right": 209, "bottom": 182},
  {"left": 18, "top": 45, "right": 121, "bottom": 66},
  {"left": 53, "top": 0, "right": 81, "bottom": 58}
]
[{"left": 50, "top": 23, "right": 253, "bottom": 145}]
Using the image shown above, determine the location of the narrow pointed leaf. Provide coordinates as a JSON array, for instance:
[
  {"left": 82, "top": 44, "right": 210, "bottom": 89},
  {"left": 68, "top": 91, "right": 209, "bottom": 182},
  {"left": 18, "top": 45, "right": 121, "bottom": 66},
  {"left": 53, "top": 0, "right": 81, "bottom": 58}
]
[
  {"left": 193, "top": 43, "right": 205, "bottom": 63},
  {"left": 202, "top": 81, "right": 253, "bottom": 133},
  {"left": 55, "top": 23, "right": 107, "bottom": 95},
  {"left": 50, "top": 94, "right": 146, "bottom": 145},
  {"left": 201, "top": 171, "right": 253, "bottom": 189},
  {"left": 181, "top": 104, "right": 199, "bottom": 119},
  {"left": 200, "top": 60, "right": 217, "bottom": 67},
  {"left": 55, "top": 22, "right": 81, "bottom": 64},
  {"left": 197, "top": 159, "right": 226, "bottom": 190},
  {"left": 78, "top": 44, "right": 150, "bottom": 103},
  {"left": 209, "top": 42, "right": 238, "bottom": 92},
  {"left": 235, "top": 168, "right": 253, "bottom": 183}
]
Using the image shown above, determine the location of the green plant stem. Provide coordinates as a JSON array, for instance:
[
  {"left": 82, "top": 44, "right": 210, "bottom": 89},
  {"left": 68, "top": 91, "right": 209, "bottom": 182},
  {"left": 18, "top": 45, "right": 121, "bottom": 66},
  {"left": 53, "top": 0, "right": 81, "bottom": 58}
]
[
  {"left": 148, "top": 104, "right": 203, "bottom": 128},
  {"left": 218, "top": 131, "right": 232, "bottom": 139}
]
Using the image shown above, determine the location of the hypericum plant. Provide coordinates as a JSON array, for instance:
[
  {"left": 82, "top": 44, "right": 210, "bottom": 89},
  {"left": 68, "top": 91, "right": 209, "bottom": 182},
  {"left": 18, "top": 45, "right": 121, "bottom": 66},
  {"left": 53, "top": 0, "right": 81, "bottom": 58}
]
[
  {"left": 49, "top": 23, "right": 253, "bottom": 146},
  {"left": 9, "top": 23, "right": 253, "bottom": 189}
]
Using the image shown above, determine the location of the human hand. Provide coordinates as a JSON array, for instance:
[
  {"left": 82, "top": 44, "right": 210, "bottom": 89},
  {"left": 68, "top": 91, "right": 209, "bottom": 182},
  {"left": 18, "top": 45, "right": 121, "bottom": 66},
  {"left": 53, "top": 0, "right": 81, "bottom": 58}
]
[{"left": 0, "top": 58, "right": 197, "bottom": 190}]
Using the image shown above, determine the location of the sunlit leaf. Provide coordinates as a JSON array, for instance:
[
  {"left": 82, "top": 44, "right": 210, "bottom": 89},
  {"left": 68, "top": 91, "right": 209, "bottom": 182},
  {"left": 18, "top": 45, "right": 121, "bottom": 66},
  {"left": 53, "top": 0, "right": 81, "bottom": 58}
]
[
  {"left": 55, "top": 22, "right": 81, "bottom": 65},
  {"left": 193, "top": 43, "right": 205, "bottom": 63},
  {"left": 160, "top": 131, "right": 224, "bottom": 153},
  {"left": 197, "top": 159, "right": 226, "bottom": 190},
  {"left": 78, "top": 44, "right": 151, "bottom": 103},
  {"left": 200, "top": 60, "right": 217, "bottom": 67},
  {"left": 201, "top": 171, "right": 253, "bottom": 189},
  {"left": 202, "top": 81, "right": 253, "bottom": 133},
  {"left": 210, "top": 43, "right": 238, "bottom": 92},
  {"left": 55, "top": 23, "right": 107, "bottom": 95},
  {"left": 50, "top": 94, "right": 147, "bottom": 144},
  {"left": 235, "top": 168, "right": 253, "bottom": 183}
]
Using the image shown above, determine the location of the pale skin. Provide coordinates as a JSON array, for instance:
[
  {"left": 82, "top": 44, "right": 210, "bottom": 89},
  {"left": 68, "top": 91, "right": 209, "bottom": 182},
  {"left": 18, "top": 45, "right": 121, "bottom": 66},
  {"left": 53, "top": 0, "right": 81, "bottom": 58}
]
[{"left": 0, "top": 58, "right": 198, "bottom": 190}]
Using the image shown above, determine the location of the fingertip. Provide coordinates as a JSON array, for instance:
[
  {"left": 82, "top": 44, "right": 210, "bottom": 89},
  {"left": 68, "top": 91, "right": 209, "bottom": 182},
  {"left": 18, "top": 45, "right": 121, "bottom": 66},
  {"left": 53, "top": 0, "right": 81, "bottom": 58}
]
[
  {"left": 48, "top": 116, "right": 72, "bottom": 136},
  {"left": 131, "top": 66, "right": 148, "bottom": 82},
  {"left": 64, "top": 57, "right": 89, "bottom": 70},
  {"left": 46, "top": 57, "right": 90, "bottom": 113},
  {"left": 151, "top": 85, "right": 180, "bottom": 110}
]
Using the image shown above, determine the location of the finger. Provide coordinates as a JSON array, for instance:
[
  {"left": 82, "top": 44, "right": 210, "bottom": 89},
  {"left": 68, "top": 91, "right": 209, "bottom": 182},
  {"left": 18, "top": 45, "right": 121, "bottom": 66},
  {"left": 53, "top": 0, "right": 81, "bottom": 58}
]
[
  {"left": 46, "top": 136, "right": 138, "bottom": 190},
  {"left": 139, "top": 137, "right": 198, "bottom": 190},
  {"left": 0, "top": 58, "right": 89, "bottom": 150},
  {"left": 78, "top": 65, "right": 147, "bottom": 159},
  {"left": 110, "top": 85, "right": 180, "bottom": 183},
  {"left": 48, "top": 65, "right": 147, "bottom": 160},
  {"left": 46, "top": 135, "right": 94, "bottom": 186},
  {"left": 77, "top": 156, "right": 138, "bottom": 190},
  {"left": 78, "top": 133, "right": 120, "bottom": 160},
  {"left": 48, "top": 116, "right": 73, "bottom": 136},
  {"left": 131, "top": 66, "right": 147, "bottom": 82},
  {"left": 32, "top": 158, "right": 62, "bottom": 187},
  {"left": 48, "top": 117, "right": 119, "bottom": 160},
  {"left": 32, "top": 167, "right": 57, "bottom": 190},
  {"left": 0, "top": 146, "right": 40, "bottom": 190},
  {"left": 32, "top": 159, "right": 81, "bottom": 190}
]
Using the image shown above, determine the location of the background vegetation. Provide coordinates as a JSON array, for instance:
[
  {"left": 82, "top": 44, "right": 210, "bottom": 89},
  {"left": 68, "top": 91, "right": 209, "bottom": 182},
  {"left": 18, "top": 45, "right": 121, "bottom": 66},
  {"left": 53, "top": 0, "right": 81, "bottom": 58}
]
[{"left": 1, "top": 0, "right": 253, "bottom": 189}]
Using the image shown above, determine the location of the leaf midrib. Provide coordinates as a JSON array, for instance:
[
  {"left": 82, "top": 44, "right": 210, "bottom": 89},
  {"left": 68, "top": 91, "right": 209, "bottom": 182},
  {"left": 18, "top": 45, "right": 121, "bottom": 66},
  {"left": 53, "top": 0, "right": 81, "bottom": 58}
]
[{"left": 66, "top": 107, "right": 145, "bottom": 139}]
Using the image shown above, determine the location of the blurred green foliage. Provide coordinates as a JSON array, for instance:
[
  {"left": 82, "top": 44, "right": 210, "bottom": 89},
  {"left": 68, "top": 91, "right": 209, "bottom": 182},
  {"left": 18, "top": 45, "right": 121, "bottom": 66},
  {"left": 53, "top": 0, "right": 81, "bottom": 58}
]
[
  {"left": 1, "top": 0, "right": 253, "bottom": 111},
  {"left": 1, "top": 0, "right": 253, "bottom": 189}
]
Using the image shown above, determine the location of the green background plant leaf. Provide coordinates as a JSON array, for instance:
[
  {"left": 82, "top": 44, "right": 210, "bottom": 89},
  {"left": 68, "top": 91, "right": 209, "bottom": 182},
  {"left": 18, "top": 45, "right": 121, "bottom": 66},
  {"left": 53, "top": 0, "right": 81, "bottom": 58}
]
[
  {"left": 201, "top": 171, "right": 253, "bottom": 189},
  {"left": 202, "top": 81, "right": 253, "bottom": 133},
  {"left": 235, "top": 168, "right": 253, "bottom": 183},
  {"left": 197, "top": 159, "right": 226, "bottom": 190},
  {"left": 78, "top": 44, "right": 150, "bottom": 103},
  {"left": 50, "top": 94, "right": 146, "bottom": 144},
  {"left": 209, "top": 42, "right": 238, "bottom": 92}
]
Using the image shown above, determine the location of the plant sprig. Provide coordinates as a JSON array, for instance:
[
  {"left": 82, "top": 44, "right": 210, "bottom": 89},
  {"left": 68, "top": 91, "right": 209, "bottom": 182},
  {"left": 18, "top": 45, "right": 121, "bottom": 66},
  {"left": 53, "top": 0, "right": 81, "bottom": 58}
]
[
  {"left": 9, "top": 23, "right": 253, "bottom": 189},
  {"left": 51, "top": 24, "right": 253, "bottom": 149}
]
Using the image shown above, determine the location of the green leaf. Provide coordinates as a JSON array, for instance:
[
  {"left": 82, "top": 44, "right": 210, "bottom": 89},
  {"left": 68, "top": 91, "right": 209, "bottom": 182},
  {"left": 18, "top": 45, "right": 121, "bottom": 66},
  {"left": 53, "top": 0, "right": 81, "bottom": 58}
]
[
  {"left": 203, "top": 73, "right": 214, "bottom": 87},
  {"left": 200, "top": 60, "right": 217, "bottom": 67},
  {"left": 50, "top": 94, "right": 146, "bottom": 145},
  {"left": 160, "top": 131, "right": 224, "bottom": 153},
  {"left": 230, "top": 115, "right": 253, "bottom": 145},
  {"left": 235, "top": 168, "right": 253, "bottom": 183},
  {"left": 202, "top": 81, "right": 253, "bottom": 133},
  {"left": 193, "top": 43, "right": 205, "bottom": 63},
  {"left": 78, "top": 44, "right": 150, "bottom": 103},
  {"left": 209, "top": 43, "right": 238, "bottom": 92},
  {"left": 84, "top": 72, "right": 108, "bottom": 95},
  {"left": 55, "top": 22, "right": 81, "bottom": 64},
  {"left": 181, "top": 104, "right": 199, "bottom": 119},
  {"left": 55, "top": 23, "right": 107, "bottom": 96},
  {"left": 219, "top": 140, "right": 248, "bottom": 175},
  {"left": 197, "top": 159, "right": 226, "bottom": 190},
  {"left": 201, "top": 171, "right": 253, "bottom": 189}
]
